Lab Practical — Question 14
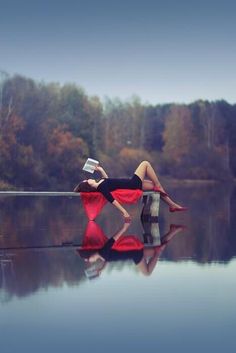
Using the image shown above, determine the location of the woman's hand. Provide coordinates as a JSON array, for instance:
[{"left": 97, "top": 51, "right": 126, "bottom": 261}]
[
  {"left": 95, "top": 165, "right": 108, "bottom": 178},
  {"left": 123, "top": 212, "right": 131, "bottom": 223},
  {"left": 122, "top": 210, "right": 131, "bottom": 218},
  {"left": 112, "top": 200, "right": 131, "bottom": 222},
  {"left": 95, "top": 165, "right": 103, "bottom": 172},
  {"left": 122, "top": 209, "right": 132, "bottom": 223},
  {"left": 113, "top": 219, "right": 131, "bottom": 240}
]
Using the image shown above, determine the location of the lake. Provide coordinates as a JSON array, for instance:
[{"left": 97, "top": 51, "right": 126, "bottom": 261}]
[{"left": 0, "top": 183, "right": 236, "bottom": 353}]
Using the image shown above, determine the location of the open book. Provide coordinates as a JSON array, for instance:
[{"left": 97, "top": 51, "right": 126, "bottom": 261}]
[
  {"left": 84, "top": 265, "right": 100, "bottom": 279},
  {"left": 82, "top": 158, "right": 99, "bottom": 173}
]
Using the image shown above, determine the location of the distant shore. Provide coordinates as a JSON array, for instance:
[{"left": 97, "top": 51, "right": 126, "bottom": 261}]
[
  {"left": 163, "top": 177, "right": 236, "bottom": 188},
  {"left": 0, "top": 178, "right": 235, "bottom": 192}
]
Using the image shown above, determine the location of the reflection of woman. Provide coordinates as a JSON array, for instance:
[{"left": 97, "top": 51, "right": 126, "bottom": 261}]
[
  {"left": 75, "top": 161, "right": 187, "bottom": 221},
  {"left": 79, "top": 222, "right": 185, "bottom": 278}
]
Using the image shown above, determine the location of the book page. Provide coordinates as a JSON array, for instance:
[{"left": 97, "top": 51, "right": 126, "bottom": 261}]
[{"left": 82, "top": 158, "right": 99, "bottom": 173}]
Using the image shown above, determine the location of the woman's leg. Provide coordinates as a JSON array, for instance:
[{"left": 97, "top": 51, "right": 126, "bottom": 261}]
[
  {"left": 134, "top": 161, "right": 165, "bottom": 191},
  {"left": 134, "top": 161, "right": 185, "bottom": 209},
  {"left": 161, "top": 224, "right": 186, "bottom": 244},
  {"left": 137, "top": 224, "right": 186, "bottom": 275},
  {"left": 159, "top": 194, "right": 186, "bottom": 209}
]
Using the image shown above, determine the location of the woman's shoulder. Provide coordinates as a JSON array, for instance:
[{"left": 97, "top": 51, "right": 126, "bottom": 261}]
[{"left": 97, "top": 178, "right": 106, "bottom": 188}]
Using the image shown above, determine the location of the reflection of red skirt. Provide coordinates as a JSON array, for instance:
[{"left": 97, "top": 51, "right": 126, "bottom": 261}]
[
  {"left": 112, "top": 236, "right": 143, "bottom": 251},
  {"left": 80, "top": 189, "right": 143, "bottom": 220},
  {"left": 81, "top": 221, "right": 144, "bottom": 251}
]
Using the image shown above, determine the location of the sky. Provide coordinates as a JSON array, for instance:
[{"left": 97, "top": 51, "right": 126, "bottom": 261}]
[{"left": 0, "top": 0, "right": 236, "bottom": 104}]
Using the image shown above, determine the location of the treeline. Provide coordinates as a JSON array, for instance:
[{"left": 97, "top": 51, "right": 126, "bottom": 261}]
[{"left": 0, "top": 73, "right": 236, "bottom": 190}]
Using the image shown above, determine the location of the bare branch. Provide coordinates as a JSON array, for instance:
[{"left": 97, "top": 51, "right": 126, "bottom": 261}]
[{"left": 6, "top": 96, "right": 13, "bottom": 121}]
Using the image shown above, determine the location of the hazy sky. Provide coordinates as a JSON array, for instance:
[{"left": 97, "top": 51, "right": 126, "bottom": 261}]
[{"left": 1, "top": 0, "right": 236, "bottom": 104}]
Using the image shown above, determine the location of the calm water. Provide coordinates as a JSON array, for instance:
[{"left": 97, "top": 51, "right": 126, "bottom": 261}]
[{"left": 0, "top": 184, "right": 236, "bottom": 353}]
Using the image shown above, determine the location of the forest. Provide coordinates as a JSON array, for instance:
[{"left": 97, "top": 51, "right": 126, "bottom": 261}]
[{"left": 0, "top": 72, "right": 236, "bottom": 191}]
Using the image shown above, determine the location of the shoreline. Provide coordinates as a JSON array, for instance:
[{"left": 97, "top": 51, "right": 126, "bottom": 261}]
[
  {"left": 0, "top": 178, "right": 235, "bottom": 192},
  {"left": 163, "top": 178, "right": 236, "bottom": 188},
  {"left": 165, "top": 179, "right": 219, "bottom": 185}
]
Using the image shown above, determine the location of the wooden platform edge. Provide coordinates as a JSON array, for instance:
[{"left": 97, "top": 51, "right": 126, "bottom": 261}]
[{"left": 0, "top": 190, "right": 157, "bottom": 197}]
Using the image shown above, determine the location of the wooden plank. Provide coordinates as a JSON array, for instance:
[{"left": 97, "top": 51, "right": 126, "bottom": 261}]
[
  {"left": 0, "top": 190, "right": 160, "bottom": 221},
  {"left": 0, "top": 190, "right": 156, "bottom": 197},
  {"left": 0, "top": 191, "right": 80, "bottom": 196}
]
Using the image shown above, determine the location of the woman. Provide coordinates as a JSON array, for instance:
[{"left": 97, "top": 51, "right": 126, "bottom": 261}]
[
  {"left": 75, "top": 160, "right": 187, "bottom": 221},
  {"left": 79, "top": 222, "right": 186, "bottom": 278}
]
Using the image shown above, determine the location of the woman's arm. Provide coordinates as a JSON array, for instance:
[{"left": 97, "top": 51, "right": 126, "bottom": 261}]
[
  {"left": 113, "top": 222, "right": 131, "bottom": 241},
  {"left": 96, "top": 165, "right": 108, "bottom": 178},
  {"left": 112, "top": 200, "right": 130, "bottom": 219},
  {"left": 97, "top": 177, "right": 131, "bottom": 219}
]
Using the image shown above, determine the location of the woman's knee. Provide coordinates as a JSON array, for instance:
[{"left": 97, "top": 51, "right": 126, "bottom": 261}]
[{"left": 140, "top": 160, "right": 151, "bottom": 168}]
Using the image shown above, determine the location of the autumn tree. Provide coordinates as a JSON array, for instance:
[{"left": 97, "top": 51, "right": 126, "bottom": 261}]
[
  {"left": 46, "top": 125, "right": 89, "bottom": 189},
  {"left": 1, "top": 71, "right": 236, "bottom": 189},
  {"left": 161, "top": 105, "right": 197, "bottom": 176}
]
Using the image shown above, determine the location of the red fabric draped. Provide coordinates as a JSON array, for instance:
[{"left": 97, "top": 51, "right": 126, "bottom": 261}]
[
  {"left": 80, "top": 221, "right": 144, "bottom": 251},
  {"left": 112, "top": 236, "right": 144, "bottom": 251},
  {"left": 80, "top": 189, "right": 143, "bottom": 220},
  {"left": 80, "top": 193, "right": 107, "bottom": 221},
  {"left": 81, "top": 221, "right": 107, "bottom": 249}
]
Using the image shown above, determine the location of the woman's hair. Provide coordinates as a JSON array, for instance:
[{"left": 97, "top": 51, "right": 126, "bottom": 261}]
[
  {"left": 76, "top": 249, "right": 97, "bottom": 258},
  {"left": 74, "top": 180, "right": 96, "bottom": 192},
  {"left": 76, "top": 249, "right": 101, "bottom": 280}
]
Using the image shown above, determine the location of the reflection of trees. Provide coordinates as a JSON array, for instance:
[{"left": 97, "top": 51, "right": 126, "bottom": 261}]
[
  {"left": 0, "top": 196, "right": 89, "bottom": 301},
  {"left": 0, "top": 250, "right": 86, "bottom": 302},
  {"left": 0, "top": 196, "right": 87, "bottom": 248},
  {"left": 161, "top": 183, "right": 236, "bottom": 263},
  {"left": 1, "top": 185, "right": 236, "bottom": 301}
]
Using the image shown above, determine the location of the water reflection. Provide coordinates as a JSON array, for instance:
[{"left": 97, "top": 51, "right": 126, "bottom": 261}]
[
  {"left": 77, "top": 221, "right": 186, "bottom": 279},
  {"left": 0, "top": 217, "right": 185, "bottom": 301},
  {"left": 0, "top": 184, "right": 236, "bottom": 302}
]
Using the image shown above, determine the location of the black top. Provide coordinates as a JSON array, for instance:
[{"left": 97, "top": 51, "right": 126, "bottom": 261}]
[
  {"left": 98, "top": 237, "right": 144, "bottom": 265},
  {"left": 97, "top": 174, "right": 142, "bottom": 203}
]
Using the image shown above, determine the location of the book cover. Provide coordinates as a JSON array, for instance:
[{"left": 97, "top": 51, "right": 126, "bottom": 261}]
[{"left": 82, "top": 158, "right": 99, "bottom": 173}]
